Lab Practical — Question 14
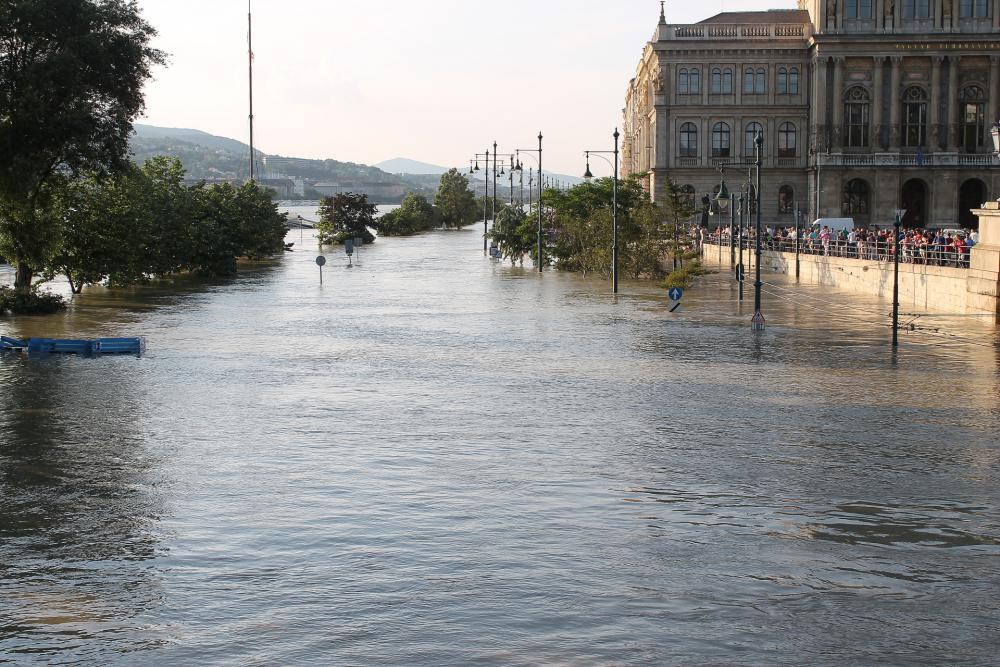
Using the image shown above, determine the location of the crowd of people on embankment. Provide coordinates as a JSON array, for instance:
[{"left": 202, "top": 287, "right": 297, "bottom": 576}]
[{"left": 708, "top": 225, "right": 980, "bottom": 268}]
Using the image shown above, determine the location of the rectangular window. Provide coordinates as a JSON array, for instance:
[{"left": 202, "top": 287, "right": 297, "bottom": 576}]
[
  {"left": 903, "top": 0, "right": 915, "bottom": 17},
  {"left": 961, "top": 0, "right": 973, "bottom": 16},
  {"left": 859, "top": 0, "right": 872, "bottom": 17},
  {"left": 845, "top": 0, "right": 858, "bottom": 18},
  {"left": 916, "top": 0, "right": 930, "bottom": 17},
  {"left": 975, "top": 0, "right": 988, "bottom": 16},
  {"left": 789, "top": 69, "right": 799, "bottom": 94}
]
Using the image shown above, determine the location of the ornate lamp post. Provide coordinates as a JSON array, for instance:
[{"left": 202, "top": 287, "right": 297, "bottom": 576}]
[
  {"left": 513, "top": 134, "right": 544, "bottom": 272},
  {"left": 714, "top": 166, "right": 731, "bottom": 266},
  {"left": 583, "top": 129, "right": 621, "bottom": 293},
  {"left": 752, "top": 130, "right": 765, "bottom": 329}
]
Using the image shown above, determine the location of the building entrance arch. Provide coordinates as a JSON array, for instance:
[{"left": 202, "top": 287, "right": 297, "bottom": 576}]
[
  {"left": 958, "top": 179, "right": 986, "bottom": 230},
  {"left": 900, "top": 179, "right": 927, "bottom": 228}
]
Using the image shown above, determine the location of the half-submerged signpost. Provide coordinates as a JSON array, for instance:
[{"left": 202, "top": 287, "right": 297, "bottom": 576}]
[
  {"left": 667, "top": 286, "right": 683, "bottom": 313},
  {"left": 316, "top": 255, "right": 326, "bottom": 285},
  {"left": 345, "top": 239, "right": 354, "bottom": 268}
]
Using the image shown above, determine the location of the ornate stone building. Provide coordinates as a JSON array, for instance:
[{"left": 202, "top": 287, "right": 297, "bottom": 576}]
[{"left": 623, "top": 0, "right": 1000, "bottom": 228}]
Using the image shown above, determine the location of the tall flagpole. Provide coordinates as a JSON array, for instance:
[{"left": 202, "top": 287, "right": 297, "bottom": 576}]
[{"left": 248, "top": 1, "right": 255, "bottom": 182}]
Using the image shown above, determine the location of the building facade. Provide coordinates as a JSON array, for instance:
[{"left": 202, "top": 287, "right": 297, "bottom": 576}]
[{"left": 624, "top": 0, "right": 1000, "bottom": 229}]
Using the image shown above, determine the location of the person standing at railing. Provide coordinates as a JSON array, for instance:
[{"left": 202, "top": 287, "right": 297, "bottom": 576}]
[{"left": 847, "top": 228, "right": 857, "bottom": 259}]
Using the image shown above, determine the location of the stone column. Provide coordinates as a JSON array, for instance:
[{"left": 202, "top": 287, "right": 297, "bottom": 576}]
[
  {"left": 930, "top": 56, "right": 944, "bottom": 150},
  {"left": 889, "top": 56, "right": 903, "bottom": 151},
  {"left": 873, "top": 56, "right": 885, "bottom": 149},
  {"left": 947, "top": 56, "right": 960, "bottom": 151},
  {"left": 813, "top": 55, "right": 829, "bottom": 151},
  {"left": 832, "top": 57, "right": 845, "bottom": 149},
  {"left": 968, "top": 202, "right": 1000, "bottom": 322},
  {"left": 989, "top": 56, "right": 1000, "bottom": 142}
]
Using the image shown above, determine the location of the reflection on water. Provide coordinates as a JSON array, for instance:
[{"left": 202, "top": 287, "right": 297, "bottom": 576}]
[{"left": 1, "top": 227, "right": 999, "bottom": 665}]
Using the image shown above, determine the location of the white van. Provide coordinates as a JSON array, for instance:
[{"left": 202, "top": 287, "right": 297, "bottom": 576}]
[{"left": 811, "top": 218, "right": 855, "bottom": 233}]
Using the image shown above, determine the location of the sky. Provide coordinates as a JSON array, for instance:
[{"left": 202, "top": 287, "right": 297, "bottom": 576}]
[{"left": 137, "top": 0, "right": 795, "bottom": 176}]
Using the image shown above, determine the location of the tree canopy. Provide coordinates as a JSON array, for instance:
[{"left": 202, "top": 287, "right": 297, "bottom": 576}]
[
  {"left": 0, "top": 0, "right": 165, "bottom": 291},
  {"left": 374, "top": 193, "right": 438, "bottom": 236},
  {"left": 316, "top": 193, "right": 378, "bottom": 245},
  {"left": 434, "top": 168, "right": 479, "bottom": 229}
]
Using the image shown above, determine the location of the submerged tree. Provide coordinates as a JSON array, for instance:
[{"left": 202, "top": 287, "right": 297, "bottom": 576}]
[
  {"left": 316, "top": 192, "right": 378, "bottom": 245},
  {"left": 0, "top": 0, "right": 164, "bottom": 292},
  {"left": 375, "top": 192, "right": 438, "bottom": 236},
  {"left": 434, "top": 168, "right": 479, "bottom": 229}
]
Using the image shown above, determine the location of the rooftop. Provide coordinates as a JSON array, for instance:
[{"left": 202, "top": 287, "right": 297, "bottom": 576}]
[{"left": 697, "top": 10, "right": 811, "bottom": 24}]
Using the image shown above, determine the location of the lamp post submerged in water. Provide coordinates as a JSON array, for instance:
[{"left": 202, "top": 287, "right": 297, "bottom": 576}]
[{"left": 583, "top": 129, "right": 620, "bottom": 293}]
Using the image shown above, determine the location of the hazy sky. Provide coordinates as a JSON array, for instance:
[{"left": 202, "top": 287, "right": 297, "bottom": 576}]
[{"left": 137, "top": 0, "right": 794, "bottom": 176}]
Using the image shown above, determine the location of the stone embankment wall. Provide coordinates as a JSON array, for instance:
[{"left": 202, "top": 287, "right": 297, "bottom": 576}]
[{"left": 700, "top": 243, "right": 985, "bottom": 317}]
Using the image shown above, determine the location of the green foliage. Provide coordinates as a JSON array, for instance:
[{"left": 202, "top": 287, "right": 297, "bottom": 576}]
[
  {"left": 434, "top": 169, "right": 479, "bottom": 229},
  {"left": 488, "top": 205, "right": 533, "bottom": 264},
  {"left": 316, "top": 193, "right": 377, "bottom": 245},
  {"left": 0, "top": 0, "right": 164, "bottom": 291},
  {"left": 662, "top": 262, "right": 710, "bottom": 290},
  {"left": 538, "top": 175, "right": 701, "bottom": 281},
  {"left": 0, "top": 286, "right": 67, "bottom": 315},
  {"left": 543, "top": 176, "right": 667, "bottom": 279},
  {"left": 38, "top": 157, "right": 288, "bottom": 292},
  {"left": 375, "top": 193, "right": 438, "bottom": 236}
]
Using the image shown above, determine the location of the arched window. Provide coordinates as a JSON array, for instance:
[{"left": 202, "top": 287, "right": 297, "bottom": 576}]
[
  {"left": 960, "top": 84, "right": 986, "bottom": 152},
  {"left": 689, "top": 68, "right": 701, "bottom": 94},
  {"left": 903, "top": 86, "right": 927, "bottom": 147},
  {"left": 744, "top": 68, "right": 755, "bottom": 94},
  {"left": 679, "top": 122, "right": 698, "bottom": 157},
  {"left": 903, "top": 0, "right": 931, "bottom": 17},
  {"left": 778, "top": 185, "right": 794, "bottom": 214},
  {"left": 845, "top": 0, "right": 873, "bottom": 17},
  {"left": 777, "top": 68, "right": 788, "bottom": 94},
  {"left": 745, "top": 122, "right": 764, "bottom": 155},
  {"left": 788, "top": 68, "right": 799, "bottom": 94},
  {"left": 711, "top": 68, "right": 722, "bottom": 94},
  {"left": 722, "top": 68, "right": 733, "bottom": 94},
  {"left": 755, "top": 68, "right": 766, "bottom": 94},
  {"left": 842, "top": 179, "right": 870, "bottom": 215},
  {"left": 712, "top": 122, "right": 731, "bottom": 157},
  {"left": 960, "top": 0, "right": 990, "bottom": 17},
  {"left": 778, "top": 122, "right": 797, "bottom": 157},
  {"left": 677, "top": 68, "right": 689, "bottom": 95},
  {"left": 845, "top": 86, "right": 870, "bottom": 148}
]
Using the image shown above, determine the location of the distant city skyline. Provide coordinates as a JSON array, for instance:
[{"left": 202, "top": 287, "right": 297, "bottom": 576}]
[{"left": 136, "top": 0, "right": 795, "bottom": 176}]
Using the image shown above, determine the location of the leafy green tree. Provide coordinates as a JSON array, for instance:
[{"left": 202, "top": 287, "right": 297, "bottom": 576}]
[
  {"left": 655, "top": 177, "right": 699, "bottom": 270},
  {"left": 434, "top": 168, "right": 479, "bottom": 229},
  {"left": 0, "top": 0, "right": 164, "bottom": 292},
  {"left": 316, "top": 193, "right": 377, "bottom": 245},
  {"left": 543, "top": 176, "right": 670, "bottom": 280},
  {"left": 48, "top": 165, "right": 153, "bottom": 293},
  {"left": 375, "top": 192, "right": 438, "bottom": 236},
  {"left": 489, "top": 205, "right": 535, "bottom": 264}
]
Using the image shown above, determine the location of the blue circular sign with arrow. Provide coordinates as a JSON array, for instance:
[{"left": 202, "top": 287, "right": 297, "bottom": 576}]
[{"left": 667, "top": 287, "right": 683, "bottom": 302}]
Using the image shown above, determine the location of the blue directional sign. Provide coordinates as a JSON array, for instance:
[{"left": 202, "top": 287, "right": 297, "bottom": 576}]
[{"left": 667, "top": 287, "right": 683, "bottom": 302}]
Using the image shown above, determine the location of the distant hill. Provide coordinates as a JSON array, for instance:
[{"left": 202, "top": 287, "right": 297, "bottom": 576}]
[
  {"left": 374, "top": 157, "right": 451, "bottom": 175},
  {"left": 133, "top": 124, "right": 251, "bottom": 155}
]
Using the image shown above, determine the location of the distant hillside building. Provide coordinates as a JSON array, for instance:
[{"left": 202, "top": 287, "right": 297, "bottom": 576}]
[
  {"left": 312, "top": 182, "right": 407, "bottom": 200},
  {"left": 624, "top": 1, "right": 1000, "bottom": 228}
]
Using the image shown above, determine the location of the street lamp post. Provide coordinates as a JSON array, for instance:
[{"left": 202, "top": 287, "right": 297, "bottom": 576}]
[
  {"left": 752, "top": 130, "right": 765, "bottom": 328},
  {"left": 892, "top": 209, "right": 904, "bottom": 347},
  {"left": 737, "top": 190, "right": 745, "bottom": 302},
  {"left": 474, "top": 150, "right": 488, "bottom": 254},
  {"left": 715, "top": 166, "right": 731, "bottom": 267},
  {"left": 583, "top": 129, "right": 620, "bottom": 293},
  {"left": 514, "top": 133, "right": 544, "bottom": 272}
]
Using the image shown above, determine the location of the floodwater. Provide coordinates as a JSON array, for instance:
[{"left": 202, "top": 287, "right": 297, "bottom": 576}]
[{"left": 1, "top": 221, "right": 999, "bottom": 666}]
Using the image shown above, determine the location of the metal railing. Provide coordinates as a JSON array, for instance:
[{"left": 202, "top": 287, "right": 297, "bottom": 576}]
[{"left": 708, "top": 232, "right": 973, "bottom": 268}]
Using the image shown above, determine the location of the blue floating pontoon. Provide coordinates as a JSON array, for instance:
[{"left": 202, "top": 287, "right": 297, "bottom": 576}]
[{"left": 1, "top": 336, "right": 144, "bottom": 357}]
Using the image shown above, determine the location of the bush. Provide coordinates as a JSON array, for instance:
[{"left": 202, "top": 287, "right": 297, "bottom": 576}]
[
  {"left": 662, "top": 262, "right": 710, "bottom": 290},
  {"left": 0, "top": 286, "right": 67, "bottom": 315}
]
